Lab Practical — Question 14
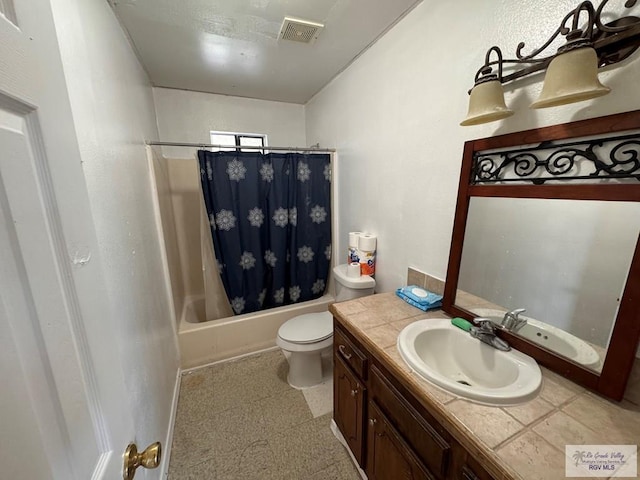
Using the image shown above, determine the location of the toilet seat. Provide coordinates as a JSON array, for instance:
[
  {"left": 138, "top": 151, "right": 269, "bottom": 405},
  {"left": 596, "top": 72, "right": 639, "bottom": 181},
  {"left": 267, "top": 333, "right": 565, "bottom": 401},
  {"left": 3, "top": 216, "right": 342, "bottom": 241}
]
[{"left": 277, "top": 311, "right": 333, "bottom": 345}]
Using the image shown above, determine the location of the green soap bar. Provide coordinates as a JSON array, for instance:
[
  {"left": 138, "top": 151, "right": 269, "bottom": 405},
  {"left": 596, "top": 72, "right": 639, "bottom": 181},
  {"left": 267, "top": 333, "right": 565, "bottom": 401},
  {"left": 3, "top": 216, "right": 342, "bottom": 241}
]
[{"left": 451, "top": 317, "right": 473, "bottom": 332}]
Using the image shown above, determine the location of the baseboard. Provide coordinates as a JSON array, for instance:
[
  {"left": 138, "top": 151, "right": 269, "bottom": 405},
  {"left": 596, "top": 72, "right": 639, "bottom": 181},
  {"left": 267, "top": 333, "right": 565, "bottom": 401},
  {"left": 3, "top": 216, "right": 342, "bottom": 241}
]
[
  {"left": 160, "top": 368, "right": 182, "bottom": 478},
  {"left": 330, "top": 419, "right": 368, "bottom": 480},
  {"left": 181, "top": 345, "right": 280, "bottom": 375}
]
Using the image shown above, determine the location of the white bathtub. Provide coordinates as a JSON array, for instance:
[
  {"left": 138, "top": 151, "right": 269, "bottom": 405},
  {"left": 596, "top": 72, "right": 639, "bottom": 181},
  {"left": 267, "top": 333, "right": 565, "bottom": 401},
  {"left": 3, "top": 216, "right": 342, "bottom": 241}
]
[{"left": 178, "top": 294, "right": 335, "bottom": 368}]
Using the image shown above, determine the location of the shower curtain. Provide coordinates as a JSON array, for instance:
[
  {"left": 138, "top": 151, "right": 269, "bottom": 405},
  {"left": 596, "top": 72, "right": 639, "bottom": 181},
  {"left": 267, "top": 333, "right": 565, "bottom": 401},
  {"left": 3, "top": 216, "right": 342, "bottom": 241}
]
[
  {"left": 200, "top": 192, "right": 234, "bottom": 319},
  {"left": 198, "top": 150, "right": 332, "bottom": 315}
]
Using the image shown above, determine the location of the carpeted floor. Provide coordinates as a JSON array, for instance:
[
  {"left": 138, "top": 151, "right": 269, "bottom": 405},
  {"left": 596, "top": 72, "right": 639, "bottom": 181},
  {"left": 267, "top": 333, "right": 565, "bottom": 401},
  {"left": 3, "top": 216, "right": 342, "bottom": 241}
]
[{"left": 167, "top": 349, "right": 360, "bottom": 479}]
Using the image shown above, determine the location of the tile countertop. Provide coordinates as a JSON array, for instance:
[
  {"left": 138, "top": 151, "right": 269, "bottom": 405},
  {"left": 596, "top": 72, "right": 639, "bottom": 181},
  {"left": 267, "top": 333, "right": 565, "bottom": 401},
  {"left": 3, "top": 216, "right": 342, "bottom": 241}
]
[{"left": 329, "top": 292, "right": 640, "bottom": 480}]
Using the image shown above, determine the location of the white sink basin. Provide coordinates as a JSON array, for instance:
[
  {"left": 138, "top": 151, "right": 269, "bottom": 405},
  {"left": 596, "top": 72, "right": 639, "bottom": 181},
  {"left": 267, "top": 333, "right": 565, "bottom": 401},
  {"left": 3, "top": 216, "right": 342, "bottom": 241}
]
[
  {"left": 473, "top": 309, "right": 602, "bottom": 370},
  {"left": 397, "top": 318, "right": 541, "bottom": 406}
]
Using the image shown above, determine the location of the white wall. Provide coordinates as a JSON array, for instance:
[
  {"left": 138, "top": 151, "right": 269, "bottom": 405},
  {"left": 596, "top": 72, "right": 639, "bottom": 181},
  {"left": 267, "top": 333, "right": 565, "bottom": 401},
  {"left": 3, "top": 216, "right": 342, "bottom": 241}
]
[
  {"left": 305, "top": 0, "right": 640, "bottom": 295},
  {"left": 153, "top": 87, "right": 307, "bottom": 156},
  {"left": 49, "top": 0, "right": 179, "bottom": 468}
]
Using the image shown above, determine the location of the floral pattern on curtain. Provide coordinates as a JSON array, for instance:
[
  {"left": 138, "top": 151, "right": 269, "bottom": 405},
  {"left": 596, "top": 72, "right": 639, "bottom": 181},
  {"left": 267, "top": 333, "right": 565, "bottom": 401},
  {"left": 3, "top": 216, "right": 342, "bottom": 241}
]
[{"left": 198, "top": 150, "right": 332, "bottom": 315}]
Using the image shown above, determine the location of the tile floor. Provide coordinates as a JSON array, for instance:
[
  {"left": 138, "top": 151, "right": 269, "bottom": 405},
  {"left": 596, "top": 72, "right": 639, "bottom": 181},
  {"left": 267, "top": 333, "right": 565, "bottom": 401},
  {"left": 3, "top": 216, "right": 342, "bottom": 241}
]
[{"left": 168, "top": 349, "right": 361, "bottom": 479}]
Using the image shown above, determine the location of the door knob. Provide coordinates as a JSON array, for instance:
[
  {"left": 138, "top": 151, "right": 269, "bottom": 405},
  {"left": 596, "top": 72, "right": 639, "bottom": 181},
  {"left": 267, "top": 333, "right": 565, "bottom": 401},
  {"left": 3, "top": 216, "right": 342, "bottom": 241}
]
[{"left": 123, "top": 441, "right": 161, "bottom": 480}]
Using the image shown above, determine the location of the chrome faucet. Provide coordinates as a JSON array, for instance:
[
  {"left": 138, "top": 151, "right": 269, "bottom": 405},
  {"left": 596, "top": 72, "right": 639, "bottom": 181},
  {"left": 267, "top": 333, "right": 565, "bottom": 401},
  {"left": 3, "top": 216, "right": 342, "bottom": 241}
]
[
  {"left": 470, "top": 318, "right": 511, "bottom": 352},
  {"left": 501, "top": 308, "right": 527, "bottom": 332}
]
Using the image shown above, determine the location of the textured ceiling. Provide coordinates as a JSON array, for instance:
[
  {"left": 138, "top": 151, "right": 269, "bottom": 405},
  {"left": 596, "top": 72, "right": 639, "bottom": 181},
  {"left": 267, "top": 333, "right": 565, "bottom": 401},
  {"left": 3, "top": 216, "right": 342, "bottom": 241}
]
[{"left": 110, "top": 0, "right": 421, "bottom": 103}]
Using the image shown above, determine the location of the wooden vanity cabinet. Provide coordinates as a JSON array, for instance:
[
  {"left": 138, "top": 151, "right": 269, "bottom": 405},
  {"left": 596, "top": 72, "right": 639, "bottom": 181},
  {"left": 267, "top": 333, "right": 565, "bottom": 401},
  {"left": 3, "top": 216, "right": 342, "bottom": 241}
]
[
  {"left": 334, "top": 326, "right": 368, "bottom": 466},
  {"left": 367, "top": 400, "right": 435, "bottom": 480},
  {"left": 334, "top": 355, "right": 366, "bottom": 466},
  {"left": 370, "top": 364, "right": 450, "bottom": 478},
  {"left": 333, "top": 321, "right": 497, "bottom": 480}
]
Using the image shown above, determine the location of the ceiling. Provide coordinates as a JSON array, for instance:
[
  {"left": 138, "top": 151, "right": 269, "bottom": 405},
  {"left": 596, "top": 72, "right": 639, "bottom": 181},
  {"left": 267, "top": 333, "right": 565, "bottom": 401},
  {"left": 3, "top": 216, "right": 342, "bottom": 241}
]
[{"left": 110, "top": 0, "right": 421, "bottom": 104}]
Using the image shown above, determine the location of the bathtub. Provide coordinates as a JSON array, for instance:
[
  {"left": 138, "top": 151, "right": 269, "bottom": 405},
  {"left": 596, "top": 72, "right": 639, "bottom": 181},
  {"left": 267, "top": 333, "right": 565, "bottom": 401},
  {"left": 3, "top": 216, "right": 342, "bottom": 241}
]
[{"left": 178, "top": 294, "right": 335, "bottom": 368}]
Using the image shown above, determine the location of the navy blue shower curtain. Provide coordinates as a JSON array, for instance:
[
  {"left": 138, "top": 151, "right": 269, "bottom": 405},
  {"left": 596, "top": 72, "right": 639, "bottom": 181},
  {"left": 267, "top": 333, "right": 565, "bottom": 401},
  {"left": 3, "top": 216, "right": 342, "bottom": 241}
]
[{"left": 198, "top": 151, "right": 332, "bottom": 315}]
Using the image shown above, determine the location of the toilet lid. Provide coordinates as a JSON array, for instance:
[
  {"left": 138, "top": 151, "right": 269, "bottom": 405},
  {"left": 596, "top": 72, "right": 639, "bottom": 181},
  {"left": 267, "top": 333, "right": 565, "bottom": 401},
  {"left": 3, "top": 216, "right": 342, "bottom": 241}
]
[{"left": 278, "top": 311, "right": 333, "bottom": 344}]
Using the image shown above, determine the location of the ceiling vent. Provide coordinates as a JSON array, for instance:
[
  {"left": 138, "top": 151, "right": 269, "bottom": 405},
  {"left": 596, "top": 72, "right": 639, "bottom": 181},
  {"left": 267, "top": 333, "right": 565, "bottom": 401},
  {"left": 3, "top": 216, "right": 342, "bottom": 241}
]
[{"left": 278, "top": 17, "right": 324, "bottom": 44}]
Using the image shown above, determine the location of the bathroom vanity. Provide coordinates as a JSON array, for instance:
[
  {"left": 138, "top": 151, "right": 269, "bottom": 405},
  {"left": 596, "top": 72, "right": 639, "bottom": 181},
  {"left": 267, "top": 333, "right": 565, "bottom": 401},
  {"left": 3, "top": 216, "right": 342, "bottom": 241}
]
[
  {"left": 331, "top": 297, "right": 501, "bottom": 480},
  {"left": 330, "top": 111, "right": 640, "bottom": 478},
  {"left": 330, "top": 293, "right": 640, "bottom": 480}
]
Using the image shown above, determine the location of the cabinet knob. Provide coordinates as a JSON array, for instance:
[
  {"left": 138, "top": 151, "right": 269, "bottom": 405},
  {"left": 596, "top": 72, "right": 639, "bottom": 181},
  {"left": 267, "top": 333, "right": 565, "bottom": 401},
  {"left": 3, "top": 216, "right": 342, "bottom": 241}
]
[
  {"left": 369, "top": 418, "right": 377, "bottom": 426},
  {"left": 338, "top": 344, "right": 352, "bottom": 360},
  {"left": 350, "top": 389, "right": 358, "bottom": 397}
]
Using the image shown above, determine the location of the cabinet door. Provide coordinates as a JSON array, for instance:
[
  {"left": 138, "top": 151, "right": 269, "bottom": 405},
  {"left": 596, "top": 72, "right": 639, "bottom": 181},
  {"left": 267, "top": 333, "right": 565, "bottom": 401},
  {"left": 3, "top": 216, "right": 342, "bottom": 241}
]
[
  {"left": 367, "top": 401, "right": 435, "bottom": 480},
  {"left": 334, "top": 356, "right": 366, "bottom": 466},
  {"left": 370, "top": 365, "right": 450, "bottom": 478},
  {"left": 460, "top": 461, "right": 496, "bottom": 480}
]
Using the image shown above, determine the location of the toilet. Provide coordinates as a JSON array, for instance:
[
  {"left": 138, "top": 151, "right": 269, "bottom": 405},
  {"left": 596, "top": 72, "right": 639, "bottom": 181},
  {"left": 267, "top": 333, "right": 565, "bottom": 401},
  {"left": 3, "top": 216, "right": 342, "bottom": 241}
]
[{"left": 277, "top": 264, "right": 376, "bottom": 388}]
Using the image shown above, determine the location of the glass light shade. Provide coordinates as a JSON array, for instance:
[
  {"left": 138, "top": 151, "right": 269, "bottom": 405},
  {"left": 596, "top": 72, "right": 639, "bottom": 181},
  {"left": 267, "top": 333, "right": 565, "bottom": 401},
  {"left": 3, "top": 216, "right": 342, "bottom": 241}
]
[
  {"left": 530, "top": 47, "right": 611, "bottom": 109},
  {"left": 460, "top": 80, "right": 514, "bottom": 126}
]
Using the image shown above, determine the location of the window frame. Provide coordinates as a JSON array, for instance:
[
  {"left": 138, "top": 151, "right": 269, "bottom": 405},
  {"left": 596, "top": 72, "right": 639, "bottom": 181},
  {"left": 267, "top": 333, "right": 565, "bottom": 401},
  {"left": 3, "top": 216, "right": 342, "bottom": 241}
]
[{"left": 209, "top": 130, "right": 268, "bottom": 152}]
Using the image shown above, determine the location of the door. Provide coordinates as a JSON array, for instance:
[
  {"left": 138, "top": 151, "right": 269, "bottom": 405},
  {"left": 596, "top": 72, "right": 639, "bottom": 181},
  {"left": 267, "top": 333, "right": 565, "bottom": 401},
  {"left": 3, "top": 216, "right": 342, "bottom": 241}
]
[
  {"left": 367, "top": 401, "right": 434, "bottom": 480},
  {"left": 0, "top": 1, "right": 133, "bottom": 478},
  {"left": 334, "top": 355, "right": 365, "bottom": 466}
]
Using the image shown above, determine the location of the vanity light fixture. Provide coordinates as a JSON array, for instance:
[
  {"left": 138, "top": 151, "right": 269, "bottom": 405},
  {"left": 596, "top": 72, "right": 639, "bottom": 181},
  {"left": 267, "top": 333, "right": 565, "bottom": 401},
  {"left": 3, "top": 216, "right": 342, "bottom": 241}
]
[{"left": 461, "top": 0, "right": 640, "bottom": 126}]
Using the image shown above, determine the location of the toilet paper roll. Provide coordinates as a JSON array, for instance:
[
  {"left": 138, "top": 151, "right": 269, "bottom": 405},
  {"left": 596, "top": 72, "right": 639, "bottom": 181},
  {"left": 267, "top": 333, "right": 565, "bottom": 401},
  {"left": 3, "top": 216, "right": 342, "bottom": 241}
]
[
  {"left": 347, "top": 262, "right": 361, "bottom": 278},
  {"left": 348, "top": 232, "right": 363, "bottom": 247},
  {"left": 358, "top": 233, "right": 377, "bottom": 252},
  {"left": 348, "top": 231, "right": 363, "bottom": 263}
]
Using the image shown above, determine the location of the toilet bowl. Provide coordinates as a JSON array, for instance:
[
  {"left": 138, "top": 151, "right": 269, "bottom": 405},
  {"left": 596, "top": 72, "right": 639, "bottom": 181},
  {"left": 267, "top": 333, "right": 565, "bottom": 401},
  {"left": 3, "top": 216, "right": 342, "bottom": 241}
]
[
  {"left": 276, "top": 311, "right": 333, "bottom": 388},
  {"left": 277, "top": 264, "right": 376, "bottom": 388}
]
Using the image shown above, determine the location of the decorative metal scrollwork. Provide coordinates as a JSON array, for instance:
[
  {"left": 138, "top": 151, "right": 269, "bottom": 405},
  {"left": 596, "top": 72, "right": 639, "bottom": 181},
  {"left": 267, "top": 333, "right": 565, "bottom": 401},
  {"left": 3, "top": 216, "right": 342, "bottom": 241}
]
[
  {"left": 470, "top": 0, "right": 640, "bottom": 88},
  {"left": 472, "top": 132, "right": 640, "bottom": 184}
]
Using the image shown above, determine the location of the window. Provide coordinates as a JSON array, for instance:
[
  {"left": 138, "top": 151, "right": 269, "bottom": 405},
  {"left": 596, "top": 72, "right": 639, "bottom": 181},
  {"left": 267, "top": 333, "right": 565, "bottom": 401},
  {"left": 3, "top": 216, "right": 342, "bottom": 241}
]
[{"left": 210, "top": 131, "right": 267, "bottom": 152}]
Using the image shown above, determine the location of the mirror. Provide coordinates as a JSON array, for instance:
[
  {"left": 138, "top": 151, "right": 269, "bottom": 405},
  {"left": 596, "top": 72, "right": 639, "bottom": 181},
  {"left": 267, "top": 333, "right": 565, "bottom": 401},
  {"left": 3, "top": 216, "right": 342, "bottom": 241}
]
[
  {"left": 455, "top": 197, "right": 640, "bottom": 373},
  {"left": 443, "top": 110, "right": 640, "bottom": 401}
]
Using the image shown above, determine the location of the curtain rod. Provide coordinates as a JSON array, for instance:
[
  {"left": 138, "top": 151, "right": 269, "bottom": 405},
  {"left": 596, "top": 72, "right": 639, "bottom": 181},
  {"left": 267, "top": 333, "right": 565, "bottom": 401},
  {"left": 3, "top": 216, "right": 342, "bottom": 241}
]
[{"left": 145, "top": 141, "right": 335, "bottom": 153}]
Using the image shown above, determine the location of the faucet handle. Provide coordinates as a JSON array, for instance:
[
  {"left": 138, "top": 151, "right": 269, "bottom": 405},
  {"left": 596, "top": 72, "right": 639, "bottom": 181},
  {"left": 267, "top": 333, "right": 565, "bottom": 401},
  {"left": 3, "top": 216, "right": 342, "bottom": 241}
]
[
  {"left": 510, "top": 308, "right": 526, "bottom": 318},
  {"left": 472, "top": 317, "right": 495, "bottom": 331}
]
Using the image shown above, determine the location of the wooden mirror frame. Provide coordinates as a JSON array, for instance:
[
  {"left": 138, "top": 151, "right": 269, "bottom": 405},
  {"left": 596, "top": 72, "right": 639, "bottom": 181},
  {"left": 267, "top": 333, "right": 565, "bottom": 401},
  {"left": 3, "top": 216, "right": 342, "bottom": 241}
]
[{"left": 443, "top": 110, "right": 640, "bottom": 401}]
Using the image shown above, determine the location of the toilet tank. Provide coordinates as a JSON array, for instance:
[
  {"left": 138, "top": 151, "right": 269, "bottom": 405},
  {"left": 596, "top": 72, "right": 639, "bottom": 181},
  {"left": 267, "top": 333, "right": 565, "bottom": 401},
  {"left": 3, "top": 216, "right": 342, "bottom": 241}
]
[{"left": 332, "top": 264, "right": 376, "bottom": 302}]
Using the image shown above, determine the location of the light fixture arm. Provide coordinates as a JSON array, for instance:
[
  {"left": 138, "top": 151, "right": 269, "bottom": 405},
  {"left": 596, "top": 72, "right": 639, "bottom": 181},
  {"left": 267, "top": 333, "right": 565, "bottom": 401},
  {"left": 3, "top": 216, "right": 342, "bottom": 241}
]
[
  {"left": 515, "top": 9, "right": 585, "bottom": 61},
  {"left": 468, "top": 0, "right": 640, "bottom": 90},
  {"left": 596, "top": 0, "right": 638, "bottom": 32},
  {"left": 473, "top": 46, "right": 504, "bottom": 84},
  {"left": 567, "top": 1, "right": 596, "bottom": 40}
]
